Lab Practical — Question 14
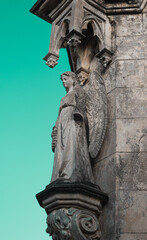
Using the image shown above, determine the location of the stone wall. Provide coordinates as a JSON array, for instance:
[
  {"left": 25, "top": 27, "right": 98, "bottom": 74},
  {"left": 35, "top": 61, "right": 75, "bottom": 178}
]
[{"left": 93, "top": 4, "right": 147, "bottom": 240}]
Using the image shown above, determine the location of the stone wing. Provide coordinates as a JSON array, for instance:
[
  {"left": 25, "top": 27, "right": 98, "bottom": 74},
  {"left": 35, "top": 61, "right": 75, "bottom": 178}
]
[{"left": 84, "top": 71, "right": 107, "bottom": 159}]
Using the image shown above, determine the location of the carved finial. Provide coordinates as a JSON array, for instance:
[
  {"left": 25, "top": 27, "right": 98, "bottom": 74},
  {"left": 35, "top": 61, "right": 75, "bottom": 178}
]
[{"left": 45, "top": 55, "right": 58, "bottom": 68}]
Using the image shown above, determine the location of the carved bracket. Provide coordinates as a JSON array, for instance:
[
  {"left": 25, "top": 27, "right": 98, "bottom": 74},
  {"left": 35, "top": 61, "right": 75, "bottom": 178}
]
[
  {"left": 96, "top": 48, "right": 113, "bottom": 68},
  {"left": 76, "top": 68, "right": 89, "bottom": 85},
  {"left": 36, "top": 181, "right": 108, "bottom": 240}
]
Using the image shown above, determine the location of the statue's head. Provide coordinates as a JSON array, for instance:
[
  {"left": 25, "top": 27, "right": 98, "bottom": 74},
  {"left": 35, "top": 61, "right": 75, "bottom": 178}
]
[{"left": 61, "top": 71, "right": 78, "bottom": 92}]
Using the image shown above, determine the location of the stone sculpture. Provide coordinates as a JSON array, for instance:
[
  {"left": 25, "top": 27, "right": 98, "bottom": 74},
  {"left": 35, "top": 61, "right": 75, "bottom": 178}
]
[
  {"left": 51, "top": 71, "right": 107, "bottom": 183},
  {"left": 46, "top": 208, "right": 101, "bottom": 240},
  {"left": 30, "top": 0, "right": 147, "bottom": 239}
]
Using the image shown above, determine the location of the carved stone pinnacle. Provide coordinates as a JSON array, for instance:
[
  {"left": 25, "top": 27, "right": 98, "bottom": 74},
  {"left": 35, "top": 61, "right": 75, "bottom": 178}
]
[{"left": 45, "top": 55, "right": 58, "bottom": 68}]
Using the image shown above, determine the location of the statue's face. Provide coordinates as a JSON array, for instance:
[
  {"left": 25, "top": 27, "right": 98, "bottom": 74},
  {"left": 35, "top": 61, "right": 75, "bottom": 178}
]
[{"left": 62, "top": 75, "right": 74, "bottom": 89}]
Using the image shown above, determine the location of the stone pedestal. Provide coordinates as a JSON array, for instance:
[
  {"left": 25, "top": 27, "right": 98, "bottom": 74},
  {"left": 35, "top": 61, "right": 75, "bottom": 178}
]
[{"left": 36, "top": 181, "right": 108, "bottom": 240}]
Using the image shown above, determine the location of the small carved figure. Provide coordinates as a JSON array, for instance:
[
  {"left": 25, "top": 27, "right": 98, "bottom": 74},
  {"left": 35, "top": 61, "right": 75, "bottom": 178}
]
[{"left": 51, "top": 71, "right": 107, "bottom": 183}]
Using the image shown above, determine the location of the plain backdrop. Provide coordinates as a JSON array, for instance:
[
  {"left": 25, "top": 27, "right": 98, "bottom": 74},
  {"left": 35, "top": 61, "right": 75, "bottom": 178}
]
[{"left": 0, "top": 1, "right": 70, "bottom": 239}]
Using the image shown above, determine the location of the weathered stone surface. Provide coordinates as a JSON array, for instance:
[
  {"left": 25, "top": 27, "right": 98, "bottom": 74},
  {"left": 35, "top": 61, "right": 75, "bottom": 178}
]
[
  {"left": 116, "top": 88, "right": 147, "bottom": 118},
  {"left": 107, "top": 86, "right": 147, "bottom": 119},
  {"left": 139, "top": 131, "right": 147, "bottom": 151},
  {"left": 97, "top": 120, "right": 116, "bottom": 161},
  {"left": 116, "top": 118, "right": 147, "bottom": 152},
  {"left": 101, "top": 233, "right": 147, "bottom": 240},
  {"left": 107, "top": 89, "right": 116, "bottom": 119},
  {"left": 102, "top": 61, "right": 116, "bottom": 94},
  {"left": 143, "top": 12, "right": 147, "bottom": 34},
  {"left": 100, "top": 234, "right": 117, "bottom": 240},
  {"left": 116, "top": 36, "right": 147, "bottom": 60},
  {"left": 115, "top": 14, "right": 143, "bottom": 37},
  {"left": 120, "top": 233, "right": 147, "bottom": 240},
  {"left": 116, "top": 190, "right": 147, "bottom": 233},
  {"left": 143, "top": 2, "right": 147, "bottom": 13},
  {"left": 93, "top": 154, "right": 116, "bottom": 193},
  {"left": 116, "top": 60, "right": 147, "bottom": 88},
  {"left": 95, "top": 151, "right": 147, "bottom": 193},
  {"left": 30, "top": 0, "right": 147, "bottom": 23},
  {"left": 100, "top": 192, "right": 115, "bottom": 236},
  {"left": 116, "top": 152, "right": 147, "bottom": 190},
  {"left": 119, "top": 233, "right": 147, "bottom": 240}
]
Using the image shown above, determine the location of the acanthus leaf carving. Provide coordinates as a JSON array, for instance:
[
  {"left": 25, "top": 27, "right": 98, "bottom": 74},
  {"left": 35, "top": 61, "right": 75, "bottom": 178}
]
[{"left": 46, "top": 208, "right": 101, "bottom": 240}]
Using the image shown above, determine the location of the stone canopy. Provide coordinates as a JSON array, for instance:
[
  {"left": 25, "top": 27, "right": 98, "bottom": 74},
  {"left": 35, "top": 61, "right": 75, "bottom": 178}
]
[{"left": 30, "top": 0, "right": 146, "bottom": 23}]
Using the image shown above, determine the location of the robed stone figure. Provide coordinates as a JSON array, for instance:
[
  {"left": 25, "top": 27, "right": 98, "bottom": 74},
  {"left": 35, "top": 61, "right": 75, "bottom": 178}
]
[{"left": 51, "top": 71, "right": 107, "bottom": 184}]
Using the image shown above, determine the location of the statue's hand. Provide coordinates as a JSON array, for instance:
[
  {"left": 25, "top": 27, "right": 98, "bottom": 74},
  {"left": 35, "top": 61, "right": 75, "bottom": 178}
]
[
  {"left": 73, "top": 112, "right": 83, "bottom": 122},
  {"left": 51, "top": 126, "right": 57, "bottom": 152}
]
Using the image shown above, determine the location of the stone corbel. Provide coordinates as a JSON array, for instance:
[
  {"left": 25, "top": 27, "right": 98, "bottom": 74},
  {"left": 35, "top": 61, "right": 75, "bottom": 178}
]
[
  {"left": 36, "top": 181, "right": 108, "bottom": 240},
  {"left": 76, "top": 68, "right": 89, "bottom": 85},
  {"left": 65, "top": 30, "right": 85, "bottom": 47},
  {"left": 96, "top": 48, "right": 113, "bottom": 68}
]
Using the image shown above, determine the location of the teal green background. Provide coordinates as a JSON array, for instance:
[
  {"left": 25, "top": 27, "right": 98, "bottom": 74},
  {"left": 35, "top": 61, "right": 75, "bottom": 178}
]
[{"left": 0, "top": 1, "right": 70, "bottom": 239}]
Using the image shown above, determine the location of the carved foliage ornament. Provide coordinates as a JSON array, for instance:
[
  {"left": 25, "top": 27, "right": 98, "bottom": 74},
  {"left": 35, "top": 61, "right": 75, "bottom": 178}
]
[{"left": 46, "top": 208, "right": 101, "bottom": 240}]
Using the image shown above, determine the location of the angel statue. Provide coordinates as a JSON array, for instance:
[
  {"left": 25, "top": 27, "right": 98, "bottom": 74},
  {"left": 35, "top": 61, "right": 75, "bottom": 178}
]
[{"left": 51, "top": 71, "right": 107, "bottom": 183}]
